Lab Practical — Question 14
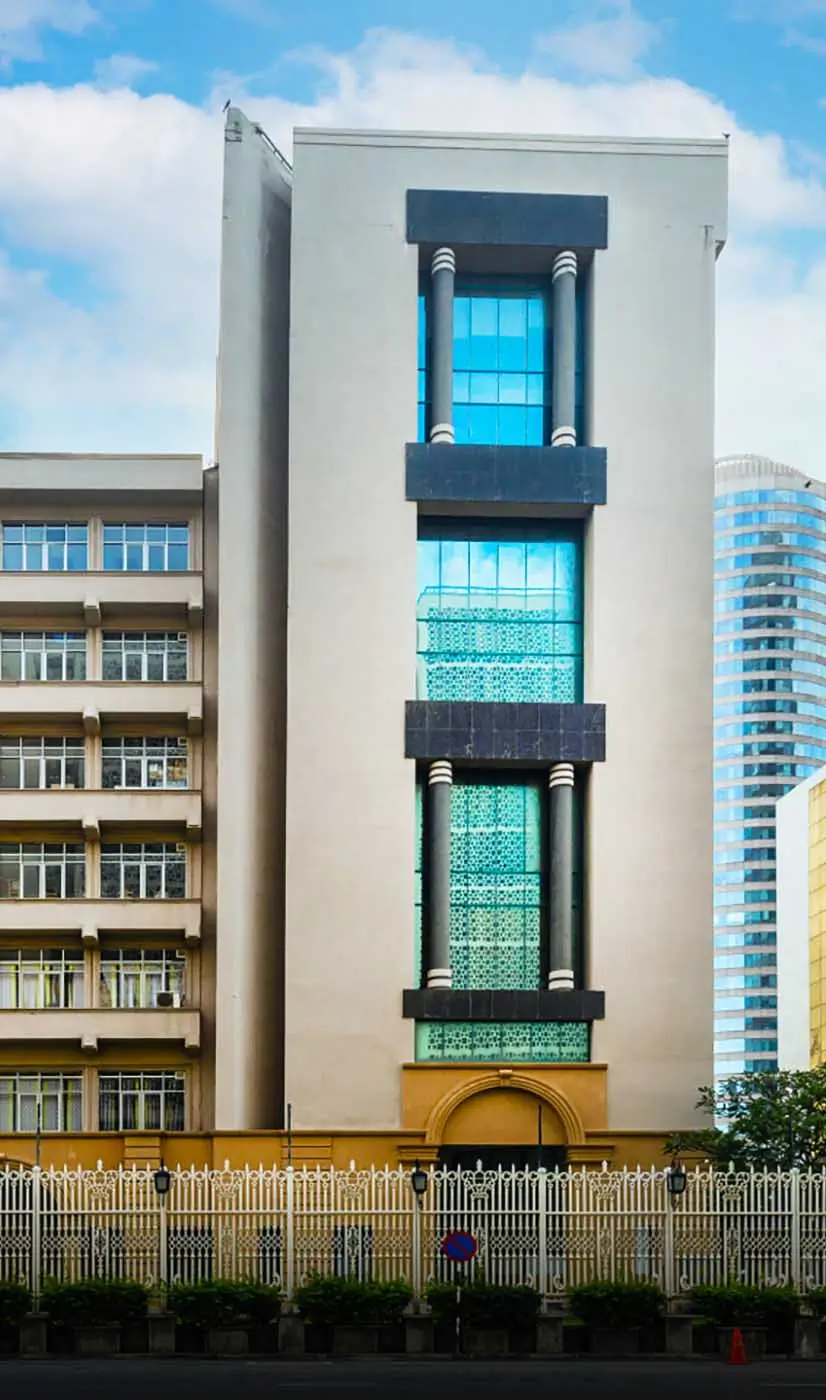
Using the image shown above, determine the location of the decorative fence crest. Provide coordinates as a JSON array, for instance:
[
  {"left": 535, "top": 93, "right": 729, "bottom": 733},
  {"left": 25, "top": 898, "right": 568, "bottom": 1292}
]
[{"left": 0, "top": 1162, "right": 824, "bottom": 1303}]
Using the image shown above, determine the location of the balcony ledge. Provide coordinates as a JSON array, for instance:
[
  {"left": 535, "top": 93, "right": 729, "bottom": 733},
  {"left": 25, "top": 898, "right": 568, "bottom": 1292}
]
[
  {"left": 0, "top": 787, "right": 202, "bottom": 832},
  {"left": 0, "top": 571, "right": 203, "bottom": 619},
  {"left": 0, "top": 898, "right": 201, "bottom": 943},
  {"left": 0, "top": 1006, "right": 201, "bottom": 1051},
  {"left": 406, "top": 442, "right": 606, "bottom": 510},
  {"left": 0, "top": 683, "right": 202, "bottom": 728},
  {"left": 402, "top": 988, "right": 605, "bottom": 1022}
]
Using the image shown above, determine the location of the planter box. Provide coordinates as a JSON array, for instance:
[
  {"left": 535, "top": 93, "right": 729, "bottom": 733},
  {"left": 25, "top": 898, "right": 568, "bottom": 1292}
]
[
  {"left": 665, "top": 1314, "right": 694, "bottom": 1356},
  {"left": 19, "top": 1314, "right": 47, "bottom": 1358},
  {"left": 404, "top": 1312, "right": 434, "bottom": 1355},
  {"left": 147, "top": 1313, "right": 175, "bottom": 1356},
  {"left": 463, "top": 1326, "right": 508, "bottom": 1356},
  {"left": 332, "top": 1324, "right": 380, "bottom": 1356},
  {"left": 206, "top": 1327, "right": 248, "bottom": 1356},
  {"left": 591, "top": 1326, "right": 640, "bottom": 1356},
  {"left": 563, "top": 1321, "right": 589, "bottom": 1354},
  {"left": 717, "top": 1326, "right": 767, "bottom": 1361},
  {"left": 278, "top": 1312, "right": 306, "bottom": 1355},
  {"left": 794, "top": 1318, "right": 822, "bottom": 1360},
  {"left": 535, "top": 1314, "right": 564, "bottom": 1355},
  {"left": 74, "top": 1324, "right": 120, "bottom": 1357}
]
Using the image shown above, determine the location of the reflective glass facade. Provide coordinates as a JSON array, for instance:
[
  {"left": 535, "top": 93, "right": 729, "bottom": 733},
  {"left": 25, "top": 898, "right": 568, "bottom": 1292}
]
[
  {"left": 417, "top": 279, "right": 585, "bottom": 445},
  {"left": 414, "top": 521, "right": 586, "bottom": 1062},
  {"left": 714, "top": 462, "right": 826, "bottom": 1080},
  {"left": 416, "top": 521, "right": 583, "bottom": 704}
]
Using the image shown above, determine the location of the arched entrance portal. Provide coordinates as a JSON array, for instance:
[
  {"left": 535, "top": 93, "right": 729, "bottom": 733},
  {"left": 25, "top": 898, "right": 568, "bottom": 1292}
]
[{"left": 425, "top": 1071, "right": 584, "bottom": 1172}]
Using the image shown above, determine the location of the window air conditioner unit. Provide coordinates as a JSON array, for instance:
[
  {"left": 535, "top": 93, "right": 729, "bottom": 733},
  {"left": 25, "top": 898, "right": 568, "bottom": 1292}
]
[{"left": 156, "top": 990, "right": 182, "bottom": 1009}]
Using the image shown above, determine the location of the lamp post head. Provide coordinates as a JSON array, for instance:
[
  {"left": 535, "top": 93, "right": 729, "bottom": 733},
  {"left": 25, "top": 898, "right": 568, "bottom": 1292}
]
[
  {"left": 410, "top": 1160, "right": 428, "bottom": 1198},
  {"left": 153, "top": 1164, "right": 172, "bottom": 1198},
  {"left": 666, "top": 1159, "right": 687, "bottom": 1199}
]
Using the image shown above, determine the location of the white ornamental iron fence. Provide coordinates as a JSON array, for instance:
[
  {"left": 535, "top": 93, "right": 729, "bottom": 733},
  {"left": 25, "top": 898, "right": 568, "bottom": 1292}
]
[{"left": 0, "top": 1162, "right": 823, "bottom": 1305}]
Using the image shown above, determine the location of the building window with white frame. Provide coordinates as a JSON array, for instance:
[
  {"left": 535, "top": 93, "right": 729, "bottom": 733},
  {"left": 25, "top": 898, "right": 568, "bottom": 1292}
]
[
  {"left": 98, "top": 1071, "right": 185, "bottom": 1131},
  {"left": 99, "top": 950, "right": 185, "bottom": 1008},
  {"left": 101, "top": 632, "right": 188, "bottom": 683},
  {"left": 101, "top": 738, "right": 187, "bottom": 790},
  {"left": 0, "top": 843, "right": 85, "bottom": 899},
  {"left": 100, "top": 843, "right": 186, "bottom": 900},
  {"left": 0, "top": 632, "right": 86, "bottom": 682},
  {"left": 0, "top": 1072, "right": 83, "bottom": 1132},
  {"left": 0, "top": 950, "right": 84, "bottom": 1008},
  {"left": 102, "top": 524, "right": 189, "bottom": 572},
  {"left": 0, "top": 737, "right": 85, "bottom": 790},
  {"left": 1, "top": 523, "right": 88, "bottom": 572}
]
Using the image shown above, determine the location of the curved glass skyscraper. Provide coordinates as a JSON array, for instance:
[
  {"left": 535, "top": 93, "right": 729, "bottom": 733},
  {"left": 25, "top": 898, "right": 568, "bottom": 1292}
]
[{"left": 715, "top": 455, "right": 826, "bottom": 1079}]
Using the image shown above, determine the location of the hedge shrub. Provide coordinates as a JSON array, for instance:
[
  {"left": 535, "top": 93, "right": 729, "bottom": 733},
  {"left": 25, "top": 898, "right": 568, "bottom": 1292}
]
[
  {"left": 0, "top": 1283, "right": 31, "bottom": 1324},
  {"left": 41, "top": 1278, "right": 150, "bottom": 1326},
  {"left": 167, "top": 1280, "right": 282, "bottom": 1329},
  {"left": 688, "top": 1284, "right": 799, "bottom": 1330},
  {"left": 293, "top": 1274, "right": 412, "bottom": 1326},
  {"left": 424, "top": 1280, "right": 540, "bottom": 1330},
  {"left": 567, "top": 1280, "right": 666, "bottom": 1329}
]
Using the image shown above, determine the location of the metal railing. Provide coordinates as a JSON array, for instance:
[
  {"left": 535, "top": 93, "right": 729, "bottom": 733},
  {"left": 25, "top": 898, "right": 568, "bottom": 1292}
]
[{"left": 0, "top": 1162, "right": 824, "bottom": 1303}]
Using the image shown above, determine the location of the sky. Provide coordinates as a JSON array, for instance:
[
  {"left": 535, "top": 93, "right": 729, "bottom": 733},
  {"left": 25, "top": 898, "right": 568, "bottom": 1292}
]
[{"left": 2, "top": 1, "right": 826, "bottom": 472}]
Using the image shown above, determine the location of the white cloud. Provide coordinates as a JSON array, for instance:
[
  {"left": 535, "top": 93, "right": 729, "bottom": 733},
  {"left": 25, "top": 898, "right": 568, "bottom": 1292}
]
[
  {"left": 536, "top": 1, "right": 661, "bottom": 80},
  {"left": 93, "top": 53, "right": 158, "bottom": 90},
  {"left": 1, "top": 20, "right": 826, "bottom": 471},
  {"left": 0, "top": 0, "right": 97, "bottom": 65}
]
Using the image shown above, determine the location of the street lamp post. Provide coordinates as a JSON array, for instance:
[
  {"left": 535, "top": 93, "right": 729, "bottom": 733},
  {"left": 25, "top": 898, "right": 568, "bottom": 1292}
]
[
  {"left": 153, "top": 1164, "right": 172, "bottom": 1292},
  {"left": 410, "top": 1161, "right": 428, "bottom": 1306},
  {"left": 664, "top": 1159, "right": 687, "bottom": 1299},
  {"left": 666, "top": 1160, "right": 687, "bottom": 1204}
]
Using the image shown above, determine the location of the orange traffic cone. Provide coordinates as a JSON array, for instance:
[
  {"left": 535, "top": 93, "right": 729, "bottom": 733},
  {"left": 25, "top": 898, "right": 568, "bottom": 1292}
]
[{"left": 728, "top": 1327, "right": 747, "bottom": 1365}]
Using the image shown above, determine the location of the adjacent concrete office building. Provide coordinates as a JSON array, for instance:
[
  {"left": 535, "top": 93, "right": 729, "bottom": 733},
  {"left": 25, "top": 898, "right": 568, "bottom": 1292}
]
[
  {"left": 0, "top": 115, "right": 728, "bottom": 1167},
  {"left": 0, "top": 454, "right": 207, "bottom": 1140},
  {"left": 714, "top": 457, "right": 826, "bottom": 1079}
]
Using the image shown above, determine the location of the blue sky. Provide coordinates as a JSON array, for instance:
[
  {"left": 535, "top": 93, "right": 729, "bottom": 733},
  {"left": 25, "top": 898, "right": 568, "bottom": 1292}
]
[{"left": 2, "top": 0, "right": 826, "bottom": 469}]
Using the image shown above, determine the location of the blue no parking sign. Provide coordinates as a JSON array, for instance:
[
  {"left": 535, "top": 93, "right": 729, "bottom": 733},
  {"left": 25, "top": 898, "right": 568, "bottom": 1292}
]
[{"left": 440, "top": 1230, "right": 477, "bottom": 1264}]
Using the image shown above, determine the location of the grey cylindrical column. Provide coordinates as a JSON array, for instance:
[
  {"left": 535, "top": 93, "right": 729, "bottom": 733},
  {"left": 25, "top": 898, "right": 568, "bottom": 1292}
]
[
  {"left": 548, "top": 762, "right": 575, "bottom": 991},
  {"left": 551, "top": 250, "right": 577, "bottom": 448},
  {"left": 429, "top": 247, "right": 455, "bottom": 445},
  {"left": 427, "top": 760, "right": 453, "bottom": 988}
]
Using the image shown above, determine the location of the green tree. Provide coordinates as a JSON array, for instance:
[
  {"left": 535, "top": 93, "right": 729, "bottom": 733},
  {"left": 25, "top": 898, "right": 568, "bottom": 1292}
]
[{"left": 666, "top": 1067, "right": 826, "bottom": 1170}]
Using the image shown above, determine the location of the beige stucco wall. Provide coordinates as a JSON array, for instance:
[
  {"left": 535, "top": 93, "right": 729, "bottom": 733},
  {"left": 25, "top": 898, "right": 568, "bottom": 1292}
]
[
  {"left": 285, "top": 130, "right": 725, "bottom": 1133},
  {"left": 213, "top": 111, "right": 291, "bottom": 1129}
]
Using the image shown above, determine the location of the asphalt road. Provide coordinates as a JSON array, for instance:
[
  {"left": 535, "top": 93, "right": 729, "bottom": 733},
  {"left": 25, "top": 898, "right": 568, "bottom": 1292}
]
[{"left": 3, "top": 1359, "right": 826, "bottom": 1400}]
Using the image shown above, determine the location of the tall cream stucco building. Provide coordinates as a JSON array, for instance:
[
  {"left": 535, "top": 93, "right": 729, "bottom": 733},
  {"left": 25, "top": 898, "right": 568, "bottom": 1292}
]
[{"left": 0, "top": 114, "right": 727, "bottom": 1171}]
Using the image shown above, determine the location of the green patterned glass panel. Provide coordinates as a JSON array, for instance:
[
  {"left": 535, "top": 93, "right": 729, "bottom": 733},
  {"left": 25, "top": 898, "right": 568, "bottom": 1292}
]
[
  {"left": 415, "top": 1021, "right": 589, "bottom": 1062},
  {"left": 416, "top": 525, "right": 582, "bottom": 703},
  {"left": 450, "top": 781, "right": 541, "bottom": 990}
]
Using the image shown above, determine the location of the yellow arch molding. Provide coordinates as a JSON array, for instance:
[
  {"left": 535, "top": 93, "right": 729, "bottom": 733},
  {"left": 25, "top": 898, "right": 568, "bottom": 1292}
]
[{"left": 423, "top": 1069, "right": 586, "bottom": 1147}]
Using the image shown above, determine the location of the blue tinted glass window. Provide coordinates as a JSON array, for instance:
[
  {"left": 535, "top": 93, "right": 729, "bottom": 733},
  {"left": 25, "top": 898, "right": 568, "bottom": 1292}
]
[
  {"left": 717, "top": 530, "right": 826, "bottom": 552},
  {"left": 717, "top": 552, "right": 826, "bottom": 574},
  {"left": 716, "top": 509, "right": 826, "bottom": 532},
  {"left": 453, "top": 285, "right": 548, "bottom": 446},
  {"left": 2, "top": 523, "right": 88, "bottom": 572},
  {"left": 716, "top": 490, "right": 826, "bottom": 509},
  {"left": 103, "top": 524, "right": 189, "bottom": 572},
  {"left": 416, "top": 522, "right": 582, "bottom": 704},
  {"left": 417, "top": 277, "right": 586, "bottom": 445}
]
